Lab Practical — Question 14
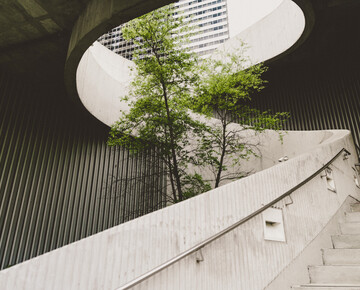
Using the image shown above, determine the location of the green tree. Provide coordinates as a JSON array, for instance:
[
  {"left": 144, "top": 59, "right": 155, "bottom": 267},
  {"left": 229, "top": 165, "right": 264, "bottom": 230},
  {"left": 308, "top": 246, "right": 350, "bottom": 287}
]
[
  {"left": 192, "top": 47, "right": 289, "bottom": 188},
  {"left": 108, "top": 5, "right": 289, "bottom": 203},
  {"left": 107, "top": 5, "right": 211, "bottom": 203}
]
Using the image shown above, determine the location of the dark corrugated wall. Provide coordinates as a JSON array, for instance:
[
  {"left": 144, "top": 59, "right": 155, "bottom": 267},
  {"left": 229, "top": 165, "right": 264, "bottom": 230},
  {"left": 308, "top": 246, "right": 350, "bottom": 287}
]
[
  {"left": 253, "top": 69, "right": 360, "bottom": 149},
  {"left": 0, "top": 71, "right": 166, "bottom": 270}
]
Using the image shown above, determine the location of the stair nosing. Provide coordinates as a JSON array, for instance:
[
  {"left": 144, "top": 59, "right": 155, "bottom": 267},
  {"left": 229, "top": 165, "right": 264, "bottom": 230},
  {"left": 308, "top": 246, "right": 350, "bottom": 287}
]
[{"left": 292, "top": 284, "right": 360, "bottom": 287}]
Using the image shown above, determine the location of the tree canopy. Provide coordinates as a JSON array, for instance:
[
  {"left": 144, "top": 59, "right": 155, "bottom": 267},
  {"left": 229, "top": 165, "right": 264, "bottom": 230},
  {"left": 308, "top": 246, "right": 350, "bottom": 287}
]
[{"left": 108, "top": 4, "right": 289, "bottom": 203}]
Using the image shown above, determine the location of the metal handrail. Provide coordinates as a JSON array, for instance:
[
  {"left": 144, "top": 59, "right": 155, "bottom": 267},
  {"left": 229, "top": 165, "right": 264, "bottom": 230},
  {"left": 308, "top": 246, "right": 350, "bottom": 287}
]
[
  {"left": 117, "top": 147, "right": 351, "bottom": 290},
  {"left": 355, "top": 143, "right": 360, "bottom": 162}
]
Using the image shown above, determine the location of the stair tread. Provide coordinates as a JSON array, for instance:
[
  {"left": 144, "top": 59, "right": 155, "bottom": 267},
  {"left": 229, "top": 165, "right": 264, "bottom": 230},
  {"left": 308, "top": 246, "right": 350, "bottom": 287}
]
[
  {"left": 310, "top": 265, "right": 360, "bottom": 268},
  {"left": 293, "top": 283, "right": 360, "bottom": 288},
  {"left": 332, "top": 234, "right": 360, "bottom": 249},
  {"left": 322, "top": 248, "right": 360, "bottom": 265},
  {"left": 293, "top": 284, "right": 360, "bottom": 289},
  {"left": 332, "top": 234, "right": 360, "bottom": 236},
  {"left": 339, "top": 223, "right": 360, "bottom": 235},
  {"left": 309, "top": 265, "right": 360, "bottom": 284}
]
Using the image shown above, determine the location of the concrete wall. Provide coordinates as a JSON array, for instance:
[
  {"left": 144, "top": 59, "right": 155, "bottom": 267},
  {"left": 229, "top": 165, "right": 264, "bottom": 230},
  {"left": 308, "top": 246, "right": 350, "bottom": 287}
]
[{"left": 0, "top": 129, "right": 358, "bottom": 290}]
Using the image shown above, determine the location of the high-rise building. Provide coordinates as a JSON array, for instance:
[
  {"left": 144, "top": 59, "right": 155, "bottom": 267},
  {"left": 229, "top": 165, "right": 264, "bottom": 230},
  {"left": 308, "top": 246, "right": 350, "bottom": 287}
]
[
  {"left": 176, "top": 0, "right": 229, "bottom": 56},
  {"left": 97, "top": 0, "right": 230, "bottom": 58}
]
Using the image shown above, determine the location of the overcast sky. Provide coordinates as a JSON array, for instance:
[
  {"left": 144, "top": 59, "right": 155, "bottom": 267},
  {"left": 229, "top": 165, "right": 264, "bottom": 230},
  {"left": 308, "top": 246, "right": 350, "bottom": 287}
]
[{"left": 227, "top": 0, "right": 283, "bottom": 37}]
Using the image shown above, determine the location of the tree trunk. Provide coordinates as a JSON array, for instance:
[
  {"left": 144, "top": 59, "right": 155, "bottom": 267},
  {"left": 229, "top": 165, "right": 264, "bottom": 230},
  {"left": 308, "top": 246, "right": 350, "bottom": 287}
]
[
  {"left": 215, "top": 121, "right": 227, "bottom": 188},
  {"left": 162, "top": 83, "right": 183, "bottom": 201}
]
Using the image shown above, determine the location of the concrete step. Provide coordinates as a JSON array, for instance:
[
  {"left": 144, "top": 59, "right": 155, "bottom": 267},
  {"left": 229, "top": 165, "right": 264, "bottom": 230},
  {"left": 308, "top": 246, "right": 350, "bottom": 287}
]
[
  {"left": 292, "top": 285, "right": 360, "bottom": 289},
  {"left": 351, "top": 204, "right": 360, "bottom": 213},
  {"left": 332, "top": 235, "right": 360, "bottom": 249},
  {"left": 309, "top": 265, "right": 360, "bottom": 284},
  {"left": 346, "top": 212, "right": 360, "bottom": 223},
  {"left": 322, "top": 249, "right": 360, "bottom": 265},
  {"left": 340, "top": 223, "right": 360, "bottom": 235}
]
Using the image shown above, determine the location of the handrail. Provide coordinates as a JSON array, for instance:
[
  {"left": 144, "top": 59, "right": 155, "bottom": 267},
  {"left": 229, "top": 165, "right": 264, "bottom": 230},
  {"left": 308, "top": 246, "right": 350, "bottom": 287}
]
[
  {"left": 355, "top": 143, "right": 360, "bottom": 162},
  {"left": 117, "top": 148, "right": 351, "bottom": 290}
]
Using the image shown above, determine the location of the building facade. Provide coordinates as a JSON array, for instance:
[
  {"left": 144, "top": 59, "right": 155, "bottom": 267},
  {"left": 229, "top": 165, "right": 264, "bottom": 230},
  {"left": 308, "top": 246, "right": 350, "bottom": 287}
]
[{"left": 97, "top": 0, "right": 230, "bottom": 58}]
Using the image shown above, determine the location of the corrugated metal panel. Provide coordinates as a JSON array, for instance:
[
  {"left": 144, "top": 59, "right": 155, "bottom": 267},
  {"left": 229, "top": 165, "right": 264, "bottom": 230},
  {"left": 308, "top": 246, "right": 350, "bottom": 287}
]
[
  {"left": 0, "top": 71, "right": 166, "bottom": 270},
  {"left": 253, "top": 71, "right": 360, "bottom": 148}
]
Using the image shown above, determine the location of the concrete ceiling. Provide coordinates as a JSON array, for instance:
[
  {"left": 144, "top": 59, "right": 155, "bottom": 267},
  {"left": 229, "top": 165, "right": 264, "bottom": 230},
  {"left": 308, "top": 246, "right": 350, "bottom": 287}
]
[
  {"left": 0, "top": 0, "right": 90, "bottom": 49},
  {"left": 0, "top": 0, "right": 93, "bottom": 89}
]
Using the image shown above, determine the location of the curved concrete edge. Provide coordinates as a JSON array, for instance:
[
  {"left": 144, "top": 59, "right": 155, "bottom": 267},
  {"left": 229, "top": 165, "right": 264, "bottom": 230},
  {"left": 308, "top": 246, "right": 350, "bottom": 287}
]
[
  {"left": 75, "top": 0, "right": 309, "bottom": 128},
  {"left": 266, "top": 0, "right": 315, "bottom": 64},
  {"left": 215, "top": 0, "right": 308, "bottom": 65},
  {"left": 76, "top": 42, "right": 134, "bottom": 126},
  {"left": 64, "top": 0, "right": 174, "bottom": 107}
]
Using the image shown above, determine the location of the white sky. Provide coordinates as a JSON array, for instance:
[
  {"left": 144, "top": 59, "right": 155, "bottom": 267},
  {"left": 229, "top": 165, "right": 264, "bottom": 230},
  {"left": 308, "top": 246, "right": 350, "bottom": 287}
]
[{"left": 227, "top": 0, "right": 283, "bottom": 37}]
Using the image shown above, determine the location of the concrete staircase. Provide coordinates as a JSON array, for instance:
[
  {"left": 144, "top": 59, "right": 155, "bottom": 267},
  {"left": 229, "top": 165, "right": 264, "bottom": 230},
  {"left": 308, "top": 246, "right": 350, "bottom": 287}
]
[{"left": 293, "top": 203, "right": 360, "bottom": 290}]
